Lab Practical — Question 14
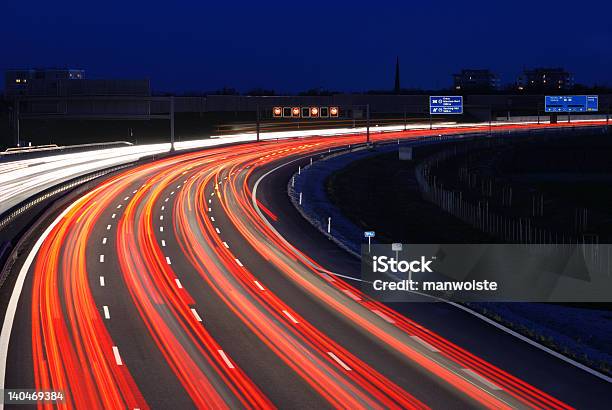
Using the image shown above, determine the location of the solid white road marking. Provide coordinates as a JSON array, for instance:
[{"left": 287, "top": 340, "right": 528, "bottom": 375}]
[
  {"left": 112, "top": 346, "right": 123, "bottom": 365},
  {"left": 191, "top": 308, "right": 203, "bottom": 322},
  {"left": 103, "top": 306, "right": 110, "bottom": 319},
  {"left": 327, "top": 352, "right": 351, "bottom": 371},
  {"left": 100, "top": 276, "right": 105, "bottom": 287},
  {"left": 410, "top": 336, "right": 440, "bottom": 352},
  {"left": 175, "top": 279, "right": 183, "bottom": 289},
  {"left": 282, "top": 310, "right": 299, "bottom": 324},
  {"left": 218, "top": 350, "right": 234, "bottom": 369},
  {"left": 462, "top": 368, "right": 502, "bottom": 390},
  {"left": 254, "top": 281, "right": 265, "bottom": 291}
]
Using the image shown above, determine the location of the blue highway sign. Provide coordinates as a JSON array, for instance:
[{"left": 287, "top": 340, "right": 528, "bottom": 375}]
[
  {"left": 430, "top": 96, "right": 463, "bottom": 115},
  {"left": 364, "top": 231, "right": 376, "bottom": 238},
  {"left": 545, "top": 95, "right": 598, "bottom": 113}
]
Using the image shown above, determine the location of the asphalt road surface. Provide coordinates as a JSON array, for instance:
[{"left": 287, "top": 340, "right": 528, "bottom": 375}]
[{"left": 2, "top": 122, "right": 610, "bottom": 409}]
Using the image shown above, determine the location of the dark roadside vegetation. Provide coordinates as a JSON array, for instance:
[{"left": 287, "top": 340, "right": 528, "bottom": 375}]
[{"left": 326, "top": 130, "right": 612, "bottom": 375}]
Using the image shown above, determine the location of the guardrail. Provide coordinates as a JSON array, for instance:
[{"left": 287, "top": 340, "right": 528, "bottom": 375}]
[{"left": 0, "top": 141, "right": 134, "bottom": 161}]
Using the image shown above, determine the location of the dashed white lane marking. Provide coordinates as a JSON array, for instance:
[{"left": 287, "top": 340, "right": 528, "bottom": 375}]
[
  {"left": 254, "top": 280, "right": 265, "bottom": 291},
  {"left": 177, "top": 185, "right": 181, "bottom": 189},
  {"left": 235, "top": 258, "right": 243, "bottom": 267},
  {"left": 100, "top": 276, "right": 105, "bottom": 287},
  {"left": 371, "top": 309, "right": 396, "bottom": 324},
  {"left": 160, "top": 227, "right": 164, "bottom": 232},
  {"left": 165, "top": 256, "right": 172, "bottom": 265},
  {"left": 124, "top": 196, "right": 130, "bottom": 201},
  {"left": 106, "top": 224, "right": 112, "bottom": 230},
  {"left": 191, "top": 308, "right": 203, "bottom": 322},
  {"left": 161, "top": 240, "right": 166, "bottom": 247},
  {"left": 410, "top": 336, "right": 440, "bottom": 352},
  {"left": 99, "top": 255, "right": 105, "bottom": 263},
  {"left": 342, "top": 289, "right": 361, "bottom": 301},
  {"left": 222, "top": 241, "right": 229, "bottom": 248},
  {"left": 160, "top": 215, "right": 164, "bottom": 220},
  {"left": 102, "top": 237, "right": 107, "bottom": 245},
  {"left": 208, "top": 199, "right": 212, "bottom": 204},
  {"left": 112, "top": 346, "right": 123, "bottom": 366},
  {"left": 215, "top": 228, "right": 220, "bottom": 234},
  {"left": 103, "top": 306, "right": 110, "bottom": 319},
  {"left": 133, "top": 190, "right": 137, "bottom": 194},
  {"left": 170, "top": 191, "right": 175, "bottom": 195},
  {"left": 210, "top": 216, "right": 215, "bottom": 222},
  {"left": 175, "top": 279, "right": 183, "bottom": 289},
  {"left": 208, "top": 208, "right": 211, "bottom": 212},
  {"left": 161, "top": 206, "right": 165, "bottom": 211},
  {"left": 210, "top": 192, "right": 215, "bottom": 197},
  {"left": 282, "top": 310, "right": 299, "bottom": 324},
  {"left": 327, "top": 352, "right": 351, "bottom": 371},
  {"left": 165, "top": 198, "right": 169, "bottom": 202},
  {"left": 111, "top": 213, "right": 116, "bottom": 219},
  {"left": 462, "top": 368, "right": 502, "bottom": 390},
  {"left": 116, "top": 204, "right": 122, "bottom": 209},
  {"left": 218, "top": 350, "right": 234, "bottom": 369}
]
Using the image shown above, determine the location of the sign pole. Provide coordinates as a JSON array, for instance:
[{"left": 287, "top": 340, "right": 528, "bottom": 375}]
[
  {"left": 256, "top": 105, "right": 260, "bottom": 141},
  {"left": 366, "top": 104, "right": 370, "bottom": 144},
  {"left": 170, "top": 96, "right": 175, "bottom": 151}
]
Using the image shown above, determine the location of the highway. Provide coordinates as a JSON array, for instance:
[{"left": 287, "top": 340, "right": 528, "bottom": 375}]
[
  {"left": 1, "top": 122, "right": 609, "bottom": 409},
  {"left": 4, "top": 118, "right": 607, "bottom": 217}
]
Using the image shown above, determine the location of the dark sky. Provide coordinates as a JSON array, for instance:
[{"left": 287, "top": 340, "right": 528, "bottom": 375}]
[{"left": 2, "top": 0, "right": 612, "bottom": 93}]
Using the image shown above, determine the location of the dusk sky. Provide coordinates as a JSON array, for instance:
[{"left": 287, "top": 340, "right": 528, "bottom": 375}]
[{"left": 2, "top": 0, "right": 612, "bottom": 93}]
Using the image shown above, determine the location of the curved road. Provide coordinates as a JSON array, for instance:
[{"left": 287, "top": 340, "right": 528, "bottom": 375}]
[{"left": 2, "top": 122, "right": 609, "bottom": 409}]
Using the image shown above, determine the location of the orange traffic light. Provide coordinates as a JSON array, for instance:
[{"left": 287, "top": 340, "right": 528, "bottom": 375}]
[
  {"left": 310, "top": 107, "right": 319, "bottom": 117},
  {"left": 330, "top": 106, "right": 339, "bottom": 117},
  {"left": 292, "top": 107, "right": 300, "bottom": 117},
  {"left": 273, "top": 107, "right": 282, "bottom": 118}
]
